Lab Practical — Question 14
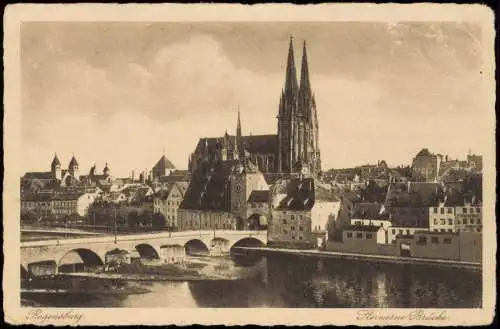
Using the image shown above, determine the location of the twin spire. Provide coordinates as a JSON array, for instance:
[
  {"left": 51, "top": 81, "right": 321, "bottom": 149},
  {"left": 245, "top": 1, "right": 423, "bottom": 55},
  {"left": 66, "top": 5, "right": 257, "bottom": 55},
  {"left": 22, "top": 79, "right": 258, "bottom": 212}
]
[{"left": 285, "top": 36, "right": 311, "bottom": 97}]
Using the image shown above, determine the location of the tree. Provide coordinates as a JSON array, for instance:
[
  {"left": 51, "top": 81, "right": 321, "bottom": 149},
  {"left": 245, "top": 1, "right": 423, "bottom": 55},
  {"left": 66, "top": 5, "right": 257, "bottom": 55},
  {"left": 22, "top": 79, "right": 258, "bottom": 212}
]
[{"left": 127, "top": 210, "right": 139, "bottom": 227}]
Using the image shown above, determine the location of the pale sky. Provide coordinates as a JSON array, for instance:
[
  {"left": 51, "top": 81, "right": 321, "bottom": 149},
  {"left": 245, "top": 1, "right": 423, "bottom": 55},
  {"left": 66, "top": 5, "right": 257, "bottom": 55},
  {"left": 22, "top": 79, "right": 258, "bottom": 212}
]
[{"left": 21, "top": 22, "right": 487, "bottom": 177}]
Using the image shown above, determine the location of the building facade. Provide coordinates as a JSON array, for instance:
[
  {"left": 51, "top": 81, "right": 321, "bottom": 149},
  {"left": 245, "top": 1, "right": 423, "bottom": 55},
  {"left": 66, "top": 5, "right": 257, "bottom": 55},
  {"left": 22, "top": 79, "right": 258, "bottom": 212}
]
[
  {"left": 153, "top": 182, "right": 188, "bottom": 229},
  {"left": 269, "top": 177, "right": 340, "bottom": 249}
]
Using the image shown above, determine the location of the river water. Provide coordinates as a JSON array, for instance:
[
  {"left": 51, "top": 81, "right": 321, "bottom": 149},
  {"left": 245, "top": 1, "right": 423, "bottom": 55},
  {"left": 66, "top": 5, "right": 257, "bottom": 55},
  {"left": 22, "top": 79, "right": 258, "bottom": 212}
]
[{"left": 22, "top": 254, "right": 481, "bottom": 308}]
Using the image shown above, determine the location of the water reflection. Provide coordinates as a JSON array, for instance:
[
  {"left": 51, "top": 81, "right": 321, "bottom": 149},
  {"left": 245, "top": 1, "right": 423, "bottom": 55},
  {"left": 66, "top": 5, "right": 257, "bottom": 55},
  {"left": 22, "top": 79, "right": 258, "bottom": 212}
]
[{"left": 22, "top": 254, "right": 482, "bottom": 308}]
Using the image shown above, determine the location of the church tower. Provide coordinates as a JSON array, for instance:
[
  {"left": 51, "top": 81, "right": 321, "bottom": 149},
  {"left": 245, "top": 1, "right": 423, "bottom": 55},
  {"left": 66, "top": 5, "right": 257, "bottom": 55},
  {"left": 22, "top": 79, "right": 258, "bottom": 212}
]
[
  {"left": 51, "top": 153, "right": 62, "bottom": 180},
  {"left": 298, "top": 41, "right": 321, "bottom": 175},
  {"left": 277, "top": 37, "right": 298, "bottom": 173},
  {"left": 277, "top": 38, "right": 321, "bottom": 177},
  {"left": 68, "top": 155, "right": 80, "bottom": 180}
]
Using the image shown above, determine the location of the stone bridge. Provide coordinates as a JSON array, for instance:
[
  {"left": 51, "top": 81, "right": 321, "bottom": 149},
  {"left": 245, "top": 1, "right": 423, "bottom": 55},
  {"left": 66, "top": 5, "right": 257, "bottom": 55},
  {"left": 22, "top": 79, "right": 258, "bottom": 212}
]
[{"left": 21, "top": 230, "right": 267, "bottom": 274}]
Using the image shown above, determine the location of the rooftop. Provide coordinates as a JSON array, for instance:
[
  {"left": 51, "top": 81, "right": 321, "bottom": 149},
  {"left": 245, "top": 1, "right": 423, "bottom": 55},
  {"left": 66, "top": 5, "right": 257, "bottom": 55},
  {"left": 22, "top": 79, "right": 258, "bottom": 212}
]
[{"left": 343, "top": 224, "right": 383, "bottom": 232}]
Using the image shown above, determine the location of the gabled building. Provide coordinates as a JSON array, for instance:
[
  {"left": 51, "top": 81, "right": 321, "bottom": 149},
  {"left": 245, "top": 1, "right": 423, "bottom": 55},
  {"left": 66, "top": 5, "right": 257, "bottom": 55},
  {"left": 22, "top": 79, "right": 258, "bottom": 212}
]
[
  {"left": 153, "top": 182, "right": 188, "bottom": 229},
  {"left": 152, "top": 154, "right": 176, "bottom": 181},
  {"left": 269, "top": 176, "right": 341, "bottom": 249}
]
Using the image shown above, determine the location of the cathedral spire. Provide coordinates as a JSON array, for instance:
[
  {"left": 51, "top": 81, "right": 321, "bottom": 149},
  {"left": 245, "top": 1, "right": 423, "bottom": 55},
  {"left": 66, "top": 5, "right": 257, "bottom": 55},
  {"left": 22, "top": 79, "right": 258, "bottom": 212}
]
[
  {"left": 300, "top": 40, "right": 311, "bottom": 95},
  {"left": 284, "top": 36, "right": 298, "bottom": 97},
  {"left": 236, "top": 107, "right": 245, "bottom": 160}
]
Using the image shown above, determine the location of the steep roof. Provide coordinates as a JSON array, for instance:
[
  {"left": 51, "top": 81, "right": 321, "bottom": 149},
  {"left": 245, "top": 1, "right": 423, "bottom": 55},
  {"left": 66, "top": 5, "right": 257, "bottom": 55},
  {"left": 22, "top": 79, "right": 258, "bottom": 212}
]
[
  {"left": 248, "top": 190, "right": 270, "bottom": 203},
  {"left": 415, "top": 148, "right": 433, "bottom": 157},
  {"left": 352, "top": 203, "right": 384, "bottom": 219},
  {"left": 154, "top": 155, "right": 176, "bottom": 170},
  {"left": 193, "top": 134, "right": 277, "bottom": 157},
  {"left": 386, "top": 182, "right": 443, "bottom": 207},
  {"left": 275, "top": 178, "right": 339, "bottom": 211},
  {"left": 343, "top": 224, "right": 382, "bottom": 232},
  {"left": 23, "top": 172, "right": 54, "bottom": 180},
  {"left": 179, "top": 160, "right": 237, "bottom": 211},
  {"left": 51, "top": 154, "right": 61, "bottom": 167},
  {"left": 69, "top": 156, "right": 79, "bottom": 167}
]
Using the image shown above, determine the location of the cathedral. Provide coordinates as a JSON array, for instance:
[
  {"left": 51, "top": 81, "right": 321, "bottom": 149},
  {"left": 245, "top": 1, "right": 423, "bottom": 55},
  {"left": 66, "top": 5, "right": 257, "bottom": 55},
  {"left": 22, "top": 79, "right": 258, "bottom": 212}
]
[{"left": 188, "top": 37, "right": 322, "bottom": 178}]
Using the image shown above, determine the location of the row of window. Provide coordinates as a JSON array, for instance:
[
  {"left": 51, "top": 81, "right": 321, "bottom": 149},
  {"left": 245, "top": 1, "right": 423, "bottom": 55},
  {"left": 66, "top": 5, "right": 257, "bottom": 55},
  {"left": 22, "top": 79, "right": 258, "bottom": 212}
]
[
  {"left": 282, "top": 225, "right": 305, "bottom": 233},
  {"left": 346, "top": 232, "right": 374, "bottom": 239},
  {"left": 391, "top": 229, "right": 415, "bottom": 236},
  {"left": 281, "top": 229, "right": 305, "bottom": 241},
  {"left": 282, "top": 215, "right": 309, "bottom": 224},
  {"left": 432, "top": 228, "right": 482, "bottom": 233},
  {"left": 417, "top": 236, "right": 452, "bottom": 244},
  {"left": 433, "top": 207, "right": 481, "bottom": 214},
  {"left": 433, "top": 218, "right": 482, "bottom": 225}
]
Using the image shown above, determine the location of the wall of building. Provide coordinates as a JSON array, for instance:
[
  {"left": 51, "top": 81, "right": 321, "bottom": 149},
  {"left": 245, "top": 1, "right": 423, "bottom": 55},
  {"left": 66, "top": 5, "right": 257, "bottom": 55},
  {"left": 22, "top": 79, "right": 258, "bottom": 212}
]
[
  {"left": 455, "top": 205, "right": 482, "bottom": 233},
  {"left": 178, "top": 209, "right": 236, "bottom": 231},
  {"left": 388, "top": 227, "right": 426, "bottom": 244},
  {"left": 311, "top": 201, "right": 340, "bottom": 234},
  {"left": 394, "top": 231, "right": 481, "bottom": 263},
  {"left": 325, "top": 240, "right": 396, "bottom": 256},
  {"left": 269, "top": 210, "right": 314, "bottom": 247}
]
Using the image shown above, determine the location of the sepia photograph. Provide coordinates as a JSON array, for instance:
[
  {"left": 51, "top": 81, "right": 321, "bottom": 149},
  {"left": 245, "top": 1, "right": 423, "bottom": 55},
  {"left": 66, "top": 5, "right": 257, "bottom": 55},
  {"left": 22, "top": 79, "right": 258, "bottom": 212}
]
[{"left": 3, "top": 3, "right": 496, "bottom": 326}]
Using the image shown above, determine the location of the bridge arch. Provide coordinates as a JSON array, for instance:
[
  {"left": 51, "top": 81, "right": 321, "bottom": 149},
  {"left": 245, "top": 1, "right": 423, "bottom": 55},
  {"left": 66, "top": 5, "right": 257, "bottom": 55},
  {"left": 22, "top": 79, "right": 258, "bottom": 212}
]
[
  {"left": 230, "top": 237, "right": 265, "bottom": 253},
  {"left": 135, "top": 244, "right": 160, "bottom": 259},
  {"left": 57, "top": 248, "right": 104, "bottom": 273},
  {"left": 184, "top": 239, "right": 209, "bottom": 256}
]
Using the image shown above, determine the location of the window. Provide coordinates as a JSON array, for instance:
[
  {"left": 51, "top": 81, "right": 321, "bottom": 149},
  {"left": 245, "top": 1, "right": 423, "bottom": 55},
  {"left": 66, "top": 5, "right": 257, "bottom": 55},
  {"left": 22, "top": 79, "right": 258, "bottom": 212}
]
[
  {"left": 417, "top": 236, "right": 427, "bottom": 244},
  {"left": 440, "top": 208, "right": 444, "bottom": 214},
  {"left": 299, "top": 236, "right": 303, "bottom": 240},
  {"left": 476, "top": 208, "right": 481, "bottom": 214},
  {"left": 448, "top": 219, "right": 453, "bottom": 225},
  {"left": 399, "top": 229, "right": 403, "bottom": 235},
  {"left": 440, "top": 229, "right": 445, "bottom": 233},
  {"left": 366, "top": 233, "right": 373, "bottom": 239},
  {"left": 291, "top": 226, "right": 296, "bottom": 231},
  {"left": 440, "top": 219, "right": 445, "bottom": 225},
  {"left": 431, "top": 237, "right": 439, "bottom": 244},
  {"left": 291, "top": 235, "right": 295, "bottom": 240},
  {"left": 356, "top": 233, "right": 363, "bottom": 239},
  {"left": 346, "top": 232, "right": 353, "bottom": 238},
  {"left": 476, "top": 228, "right": 481, "bottom": 232},
  {"left": 470, "top": 219, "right": 475, "bottom": 225},
  {"left": 447, "top": 208, "right": 453, "bottom": 214},
  {"left": 448, "top": 229, "right": 453, "bottom": 232},
  {"left": 282, "top": 219, "right": 287, "bottom": 224},
  {"left": 299, "top": 226, "right": 304, "bottom": 231},
  {"left": 456, "top": 219, "right": 461, "bottom": 225},
  {"left": 283, "top": 229, "right": 288, "bottom": 234},
  {"left": 463, "top": 208, "right": 467, "bottom": 214},
  {"left": 433, "top": 219, "right": 438, "bottom": 225},
  {"left": 291, "top": 215, "right": 295, "bottom": 220},
  {"left": 433, "top": 207, "right": 438, "bottom": 213},
  {"left": 392, "top": 229, "right": 396, "bottom": 234},
  {"left": 477, "top": 219, "right": 481, "bottom": 225},
  {"left": 443, "top": 237, "right": 452, "bottom": 244},
  {"left": 299, "top": 215, "right": 303, "bottom": 221}
]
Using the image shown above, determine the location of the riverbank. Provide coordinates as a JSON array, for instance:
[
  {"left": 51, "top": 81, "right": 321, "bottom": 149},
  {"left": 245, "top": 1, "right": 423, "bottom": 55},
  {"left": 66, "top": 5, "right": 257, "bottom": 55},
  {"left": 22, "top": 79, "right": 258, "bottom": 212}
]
[
  {"left": 236, "top": 246, "right": 482, "bottom": 271},
  {"left": 21, "top": 276, "right": 151, "bottom": 296}
]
